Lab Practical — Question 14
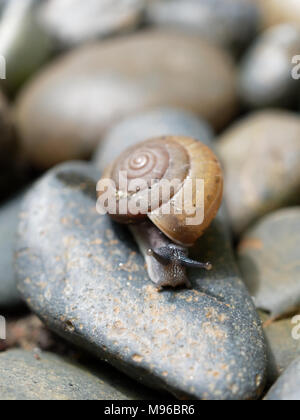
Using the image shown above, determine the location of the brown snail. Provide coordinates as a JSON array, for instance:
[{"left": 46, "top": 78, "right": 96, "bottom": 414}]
[{"left": 97, "top": 136, "right": 223, "bottom": 289}]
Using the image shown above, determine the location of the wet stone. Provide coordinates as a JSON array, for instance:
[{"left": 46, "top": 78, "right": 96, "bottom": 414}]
[
  {"left": 38, "top": 0, "right": 145, "bottom": 48},
  {"left": 264, "top": 357, "right": 300, "bottom": 401},
  {"left": 146, "top": 0, "right": 260, "bottom": 52},
  {"left": 16, "top": 30, "right": 237, "bottom": 170},
  {"left": 217, "top": 110, "right": 300, "bottom": 236},
  {"left": 239, "top": 24, "right": 300, "bottom": 108},
  {"left": 93, "top": 107, "right": 214, "bottom": 173},
  {"left": 16, "top": 162, "right": 267, "bottom": 400},
  {"left": 0, "top": 193, "right": 24, "bottom": 309},
  {"left": 0, "top": 349, "right": 158, "bottom": 400},
  {"left": 263, "top": 317, "right": 300, "bottom": 384},
  {"left": 0, "top": 0, "right": 53, "bottom": 96},
  {"left": 238, "top": 208, "right": 300, "bottom": 318}
]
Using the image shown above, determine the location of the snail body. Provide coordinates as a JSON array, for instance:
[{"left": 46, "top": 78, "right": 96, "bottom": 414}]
[{"left": 97, "top": 136, "right": 223, "bottom": 289}]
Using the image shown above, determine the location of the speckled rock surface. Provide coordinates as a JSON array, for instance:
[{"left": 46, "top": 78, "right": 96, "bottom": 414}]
[
  {"left": 238, "top": 208, "right": 300, "bottom": 318},
  {"left": 15, "top": 162, "right": 267, "bottom": 400},
  {"left": 0, "top": 0, "right": 53, "bottom": 95},
  {"left": 264, "top": 357, "right": 300, "bottom": 401},
  {"left": 38, "top": 0, "right": 145, "bottom": 48},
  {"left": 239, "top": 24, "right": 300, "bottom": 108},
  {"left": 217, "top": 110, "right": 300, "bottom": 236},
  {"left": 146, "top": 0, "right": 260, "bottom": 52},
  {"left": 263, "top": 317, "right": 300, "bottom": 383},
  {"left": 256, "top": 0, "right": 300, "bottom": 29},
  {"left": 0, "top": 193, "right": 23, "bottom": 308},
  {"left": 16, "top": 30, "right": 237, "bottom": 170},
  {"left": 0, "top": 349, "right": 158, "bottom": 400},
  {"left": 93, "top": 107, "right": 214, "bottom": 173}
]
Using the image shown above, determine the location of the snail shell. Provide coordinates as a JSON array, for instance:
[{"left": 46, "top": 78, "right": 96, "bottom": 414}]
[{"left": 99, "top": 136, "right": 223, "bottom": 247}]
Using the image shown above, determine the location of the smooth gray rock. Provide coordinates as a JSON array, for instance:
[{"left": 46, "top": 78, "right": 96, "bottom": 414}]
[
  {"left": 239, "top": 24, "right": 300, "bottom": 108},
  {"left": 263, "top": 317, "right": 300, "bottom": 384},
  {"left": 93, "top": 107, "right": 214, "bottom": 173},
  {"left": 0, "top": 349, "right": 159, "bottom": 400},
  {"left": 38, "top": 0, "right": 145, "bottom": 48},
  {"left": 238, "top": 208, "right": 300, "bottom": 318},
  {"left": 0, "top": 194, "right": 23, "bottom": 308},
  {"left": 146, "top": 0, "right": 260, "bottom": 52},
  {"left": 0, "top": 0, "right": 53, "bottom": 95},
  {"left": 16, "top": 162, "right": 267, "bottom": 400},
  {"left": 217, "top": 110, "right": 300, "bottom": 236},
  {"left": 265, "top": 357, "right": 300, "bottom": 400}
]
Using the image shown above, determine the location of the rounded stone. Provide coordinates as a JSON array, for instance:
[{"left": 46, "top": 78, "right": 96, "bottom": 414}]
[
  {"left": 239, "top": 24, "right": 300, "bottom": 108},
  {"left": 0, "top": 193, "right": 24, "bottom": 309},
  {"left": 93, "top": 107, "right": 214, "bottom": 173},
  {"left": 0, "top": 0, "right": 53, "bottom": 96},
  {"left": 16, "top": 30, "right": 237, "bottom": 170},
  {"left": 37, "top": 0, "right": 145, "bottom": 48},
  {"left": 0, "top": 349, "right": 158, "bottom": 400},
  {"left": 146, "top": 0, "right": 260, "bottom": 52},
  {"left": 238, "top": 208, "right": 300, "bottom": 318},
  {"left": 16, "top": 161, "right": 267, "bottom": 400},
  {"left": 217, "top": 110, "right": 300, "bottom": 235},
  {"left": 264, "top": 357, "right": 300, "bottom": 401},
  {"left": 263, "top": 317, "right": 300, "bottom": 384},
  {"left": 256, "top": 0, "right": 300, "bottom": 29}
]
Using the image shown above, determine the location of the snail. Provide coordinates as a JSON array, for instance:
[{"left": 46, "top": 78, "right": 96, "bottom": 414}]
[{"left": 97, "top": 136, "right": 223, "bottom": 290}]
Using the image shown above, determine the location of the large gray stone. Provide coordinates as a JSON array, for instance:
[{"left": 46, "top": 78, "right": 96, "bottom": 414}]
[
  {"left": 93, "top": 107, "right": 214, "bottom": 173},
  {"left": 0, "top": 349, "right": 159, "bottom": 400},
  {"left": 16, "top": 30, "right": 237, "bottom": 170},
  {"left": 264, "top": 357, "right": 300, "bottom": 401},
  {"left": 15, "top": 162, "right": 267, "bottom": 400}
]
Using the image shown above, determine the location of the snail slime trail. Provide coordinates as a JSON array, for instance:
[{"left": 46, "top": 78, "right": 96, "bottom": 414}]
[{"left": 97, "top": 136, "right": 223, "bottom": 289}]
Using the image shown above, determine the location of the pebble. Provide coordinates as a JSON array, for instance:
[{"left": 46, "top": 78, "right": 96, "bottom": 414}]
[
  {"left": 15, "top": 30, "right": 237, "bottom": 169},
  {"left": 0, "top": 193, "right": 24, "bottom": 308},
  {"left": 37, "top": 0, "right": 145, "bottom": 48},
  {"left": 146, "top": 0, "right": 260, "bottom": 52},
  {"left": 217, "top": 110, "right": 300, "bottom": 235},
  {"left": 0, "top": 0, "right": 53, "bottom": 95},
  {"left": 264, "top": 356, "right": 300, "bottom": 400},
  {"left": 239, "top": 24, "right": 300, "bottom": 108},
  {"left": 93, "top": 107, "right": 214, "bottom": 173},
  {"left": 15, "top": 161, "right": 267, "bottom": 400},
  {"left": 0, "top": 349, "right": 159, "bottom": 400}
]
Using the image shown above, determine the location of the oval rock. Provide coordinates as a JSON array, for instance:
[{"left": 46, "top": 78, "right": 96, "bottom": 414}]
[
  {"left": 217, "top": 110, "right": 300, "bottom": 235},
  {"left": 264, "top": 357, "right": 300, "bottom": 401},
  {"left": 93, "top": 107, "right": 214, "bottom": 173},
  {"left": 146, "top": 0, "right": 260, "bottom": 52},
  {"left": 238, "top": 208, "right": 300, "bottom": 318},
  {"left": 239, "top": 24, "right": 300, "bottom": 108},
  {"left": 0, "top": 349, "right": 159, "bottom": 400},
  {"left": 16, "top": 162, "right": 267, "bottom": 400},
  {"left": 16, "top": 30, "right": 237, "bottom": 170},
  {"left": 38, "top": 0, "right": 145, "bottom": 48}
]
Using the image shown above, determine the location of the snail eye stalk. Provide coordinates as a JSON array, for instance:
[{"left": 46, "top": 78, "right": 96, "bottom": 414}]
[{"left": 148, "top": 246, "right": 212, "bottom": 271}]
